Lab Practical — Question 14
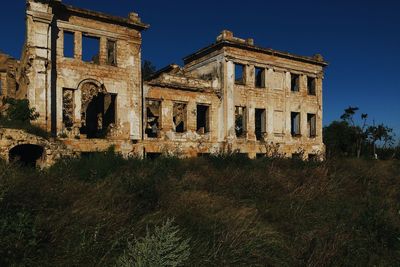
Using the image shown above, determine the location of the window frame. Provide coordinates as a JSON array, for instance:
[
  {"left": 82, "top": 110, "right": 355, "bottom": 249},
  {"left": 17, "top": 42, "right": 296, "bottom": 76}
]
[
  {"left": 234, "top": 63, "right": 245, "bottom": 85},
  {"left": 291, "top": 73, "right": 300, "bottom": 92}
]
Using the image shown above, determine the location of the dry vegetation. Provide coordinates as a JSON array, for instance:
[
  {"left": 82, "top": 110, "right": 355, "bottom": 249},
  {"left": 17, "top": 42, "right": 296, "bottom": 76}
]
[{"left": 1, "top": 153, "right": 400, "bottom": 266}]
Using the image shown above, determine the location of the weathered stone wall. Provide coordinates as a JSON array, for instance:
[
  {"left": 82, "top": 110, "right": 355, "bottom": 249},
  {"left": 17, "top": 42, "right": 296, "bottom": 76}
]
[
  {"left": 2, "top": 2, "right": 327, "bottom": 163},
  {"left": 145, "top": 30, "right": 327, "bottom": 159},
  {"left": 143, "top": 72, "right": 222, "bottom": 156},
  {"left": 20, "top": 0, "right": 148, "bottom": 140},
  {"left": 0, "top": 128, "right": 77, "bottom": 168},
  {"left": 0, "top": 52, "right": 19, "bottom": 102}
]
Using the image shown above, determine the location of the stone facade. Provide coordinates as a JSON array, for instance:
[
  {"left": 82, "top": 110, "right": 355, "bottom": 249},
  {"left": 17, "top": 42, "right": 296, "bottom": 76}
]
[
  {"left": 0, "top": 52, "right": 19, "bottom": 107},
  {"left": 0, "top": 0, "right": 328, "bottom": 166},
  {"left": 144, "top": 31, "right": 327, "bottom": 159}
]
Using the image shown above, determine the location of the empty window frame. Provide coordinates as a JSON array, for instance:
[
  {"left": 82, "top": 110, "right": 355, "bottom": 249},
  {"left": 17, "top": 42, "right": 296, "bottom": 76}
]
[
  {"left": 307, "top": 113, "right": 317, "bottom": 138},
  {"left": 235, "top": 63, "right": 245, "bottom": 85},
  {"left": 63, "top": 31, "right": 75, "bottom": 58},
  {"left": 255, "top": 108, "right": 266, "bottom": 140},
  {"left": 307, "top": 76, "right": 316, "bottom": 95},
  {"left": 107, "top": 39, "right": 117, "bottom": 66},
  {"left": 235, "top": 106, "right": 247, "bottom": 138},
  {"left": 255, "top": 67, "right": 265, "bottom": 88},
  {"left": 291, "top": 112, "right": 301, "bottom": 136},
  {"left": 196, "top": 104, "right": 210, "bottom": 134},
  {"left": 62, "top": 89, "right": 74, "bottom": 129},
  {"left": 173, "top": 102, "right": 187, "bottom": 133},
  {"left": 291, "top": 73, "right": 300, "bottom": 92},
  {"left": 82, "top": 34, "right": 100, "bottom": 63},
  {"left": 145, "top": 99, "right": 161, "bottom": 138},
  {"left": 81, "top": 93, "right": 116, "bottom": 139}
]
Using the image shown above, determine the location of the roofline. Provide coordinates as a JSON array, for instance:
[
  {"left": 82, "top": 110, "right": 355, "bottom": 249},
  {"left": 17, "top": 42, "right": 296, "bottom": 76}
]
[
  {"left": 50, "top": 2, "right": 150, "bottom": 31},
  {"left": 183, "top": 40, "right": 328, "bottom": 67},
  {"left": 146, "top": 64, "right": 179, "bottom": 81}
]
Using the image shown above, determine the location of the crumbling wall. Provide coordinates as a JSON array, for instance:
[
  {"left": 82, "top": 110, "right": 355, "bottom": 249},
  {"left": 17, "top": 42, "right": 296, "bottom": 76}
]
[{"left": 0, "top": 128, "right": 77, "bottom": 168}]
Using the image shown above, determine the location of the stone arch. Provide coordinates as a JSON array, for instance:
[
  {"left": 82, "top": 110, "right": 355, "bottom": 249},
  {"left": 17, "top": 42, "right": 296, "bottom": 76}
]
[
  {"left": 9, "top": 144, "right": 45, "bottom": 168},
  {"left": 77, "top": 79, "right": 107, "bottom": 113},
  {"left": 77, "top": 79, "right": 116, "bottom": 138}
]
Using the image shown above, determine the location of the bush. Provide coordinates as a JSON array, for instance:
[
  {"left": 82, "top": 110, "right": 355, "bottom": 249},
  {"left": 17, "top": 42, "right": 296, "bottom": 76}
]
[
  {"left": 117, "top": 219, "right": 190, "bottom": 267},
  {"left": 1, "top": 98, "right": 39, "bottom": 122},
  {"left": 0, "top": 98, "right": 49, "bottom": 138}
]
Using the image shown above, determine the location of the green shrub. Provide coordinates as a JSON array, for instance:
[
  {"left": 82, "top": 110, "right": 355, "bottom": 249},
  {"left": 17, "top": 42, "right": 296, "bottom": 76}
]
[
  {"left": 2, "top": 97, "right": 39, "bottom": 122},
  {"left": 0, "top": 98, "right": 50, "bottom": 138},
  {"left": 117, "top": 219, "right": 190, "bottom": 267}
]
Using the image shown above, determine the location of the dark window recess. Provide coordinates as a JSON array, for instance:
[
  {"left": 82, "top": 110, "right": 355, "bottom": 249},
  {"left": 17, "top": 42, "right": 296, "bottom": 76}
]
[
  {"left": 307, "top": 113, "right": 316, "bottom": 138},
  {"left": 107, "top": 40, "right": 117, "bottom": 66},
  {"left": 292, "top": 153, "right": 302, "bottom": 160},
  {"left": 307, "top": 76, "right": 316, "bottom": 95},
  {"left": 64, "top": 31, "right": 74, "bottom": 58},
  {"left": 235, "top": 106, "right": 247, "bottom": 138},
  {"left": 235, "top": 63, "right": 245, "bottom": 85},
  {"left": 255, "top": 67, "right": 265, "bottom": 88},
  {"left": 255, "top": 108, "right": 266, "bottom": 141},
  {"left": 173, "top": 102, "right": 187, "bottom": 133},
  {"left": 82, "top": 35, "right": 100, "bottom": 63},
  {"left": 146, "top": 152, "right": 162, "bottom": 160},
  {"left": 291, "top": 112, "right": 301, "bottom": 136},
  {"left": 308, "top": 154, "right": 317, "bottom": 161},
  {"left": 145, "top": 100, "right": 161, "bottom": 138},
  {"left": 291, "top": 73, "right": 300, "bottom": 92},
  {"left": 80, "top": 93, "right": 116, "bottom": 138},
  {"left": 196, "top": 104, "right": 210, "bottom": 134},
  {"left": 15, "top": 83, "right": 19, "bottom": 92}
]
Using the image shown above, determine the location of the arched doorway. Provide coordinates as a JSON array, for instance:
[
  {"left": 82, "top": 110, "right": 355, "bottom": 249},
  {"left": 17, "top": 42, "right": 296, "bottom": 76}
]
[
  {"left": 79, "top": 82, "right": 116, "bottom": 138},
  {"left": 9, "top": 144, "right": 44, "bottom": 167}
]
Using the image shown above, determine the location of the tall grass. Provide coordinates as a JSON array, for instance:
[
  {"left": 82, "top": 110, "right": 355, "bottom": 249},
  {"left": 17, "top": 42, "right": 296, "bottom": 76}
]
[{"left": 0, "top": 154, "right": 399, "bottom": 266}]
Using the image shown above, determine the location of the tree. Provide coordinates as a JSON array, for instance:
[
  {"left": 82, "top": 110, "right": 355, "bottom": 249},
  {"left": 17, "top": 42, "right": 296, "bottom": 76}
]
[
  {"left": 367, "top": 124, "right": 394, "bottom": 157},
  {"left": 340, "top": 106, "right": 368, "bottom": 158},
  {"left": 142, "top": 60, "right": 157, "bottom": 81},
  {"left": 323, "top": 120, "right": 357, "bottom": 158}
]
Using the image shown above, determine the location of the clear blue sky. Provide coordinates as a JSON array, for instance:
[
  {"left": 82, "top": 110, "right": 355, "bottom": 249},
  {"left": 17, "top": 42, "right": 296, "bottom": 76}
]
[{"left": 1, "top": 0, "right": 399, "bottom": 139}]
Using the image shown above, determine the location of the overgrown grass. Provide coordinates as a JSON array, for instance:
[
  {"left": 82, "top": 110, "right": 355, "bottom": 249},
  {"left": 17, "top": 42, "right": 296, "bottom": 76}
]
[{"left": 0, "top": 155, "right": 399, "bottom": 266}]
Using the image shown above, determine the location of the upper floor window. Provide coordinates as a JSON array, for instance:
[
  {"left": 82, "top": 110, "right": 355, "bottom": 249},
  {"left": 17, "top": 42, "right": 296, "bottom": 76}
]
[
  {"left": 291, "top": 73, "right": 300, "bottom": 92},
  {"left": 63, "top": 31, "right": 74, "bottom": 58},
  {"left": 107, "top": 40, "right": 117, "bottom": 66},
  {"left": 82, "top": 34, "right": 100, "bottom": 64},
  {"left": 255, "top": 67, "right": 265, "bottom": 88},
  {"left": 235, "top": 63, "right": 245, "bottom": 85},
  {"left": 307, "top": 76, "right": 316, "bottom": 95}
]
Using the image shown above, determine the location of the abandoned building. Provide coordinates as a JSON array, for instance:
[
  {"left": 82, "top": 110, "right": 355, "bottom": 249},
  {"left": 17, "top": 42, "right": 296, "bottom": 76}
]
[{"left": 0, "top": 0, "right": 328, "bottom": 166}]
